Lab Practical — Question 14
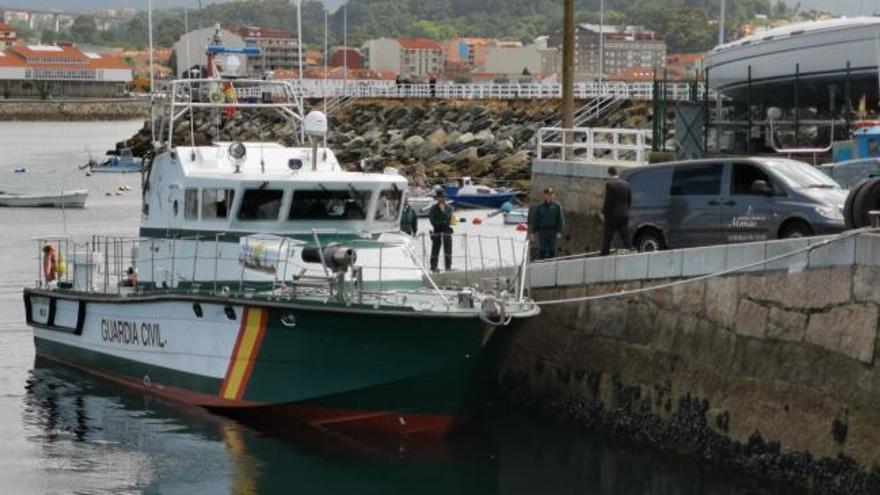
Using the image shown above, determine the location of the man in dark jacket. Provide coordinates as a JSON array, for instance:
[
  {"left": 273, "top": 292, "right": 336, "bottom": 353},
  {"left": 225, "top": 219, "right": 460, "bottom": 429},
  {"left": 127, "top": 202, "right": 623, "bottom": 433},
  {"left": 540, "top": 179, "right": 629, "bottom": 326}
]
[
  {"left": 528, "top": 187, "right": 565, "bottom": 259},
  {"left": 428, "top": 191, "right": 454, "bottom": 271},
  {"left": 601, "top": 166, "right": 632, "bottom": 256},
  {"left": 400, "top": 199, "right": 418, "bottom": 236}
]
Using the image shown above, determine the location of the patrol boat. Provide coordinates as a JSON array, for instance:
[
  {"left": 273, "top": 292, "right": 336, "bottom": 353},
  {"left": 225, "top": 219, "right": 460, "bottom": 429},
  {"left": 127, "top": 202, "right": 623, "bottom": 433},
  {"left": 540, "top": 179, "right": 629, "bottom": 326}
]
[{"left": 22, "top": 77, "right": 538, "bottom": 436}]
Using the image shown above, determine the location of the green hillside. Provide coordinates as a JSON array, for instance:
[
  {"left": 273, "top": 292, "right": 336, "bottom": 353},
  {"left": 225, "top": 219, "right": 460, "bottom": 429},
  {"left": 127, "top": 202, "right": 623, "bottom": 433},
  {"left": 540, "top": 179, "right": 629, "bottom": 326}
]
[{"left": 42, "top": 0, "right": 776, "bottom": 54}]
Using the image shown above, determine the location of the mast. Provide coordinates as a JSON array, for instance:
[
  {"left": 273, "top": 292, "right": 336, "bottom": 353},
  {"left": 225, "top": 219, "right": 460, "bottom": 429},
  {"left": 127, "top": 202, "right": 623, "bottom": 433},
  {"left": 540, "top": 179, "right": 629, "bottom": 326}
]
[{"left": 148, "top": 0, "right": 155, "bottom": 145}]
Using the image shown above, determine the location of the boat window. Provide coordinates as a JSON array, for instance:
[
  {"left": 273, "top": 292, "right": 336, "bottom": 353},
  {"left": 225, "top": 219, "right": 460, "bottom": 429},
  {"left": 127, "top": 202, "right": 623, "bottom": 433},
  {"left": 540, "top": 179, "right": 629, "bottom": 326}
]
[
  {"left": 374, "top": 188, "right": 402, "bottom": 221},
  {"left": 184, "top": 189, "right": 199, "bottom": 219},
  {"left": 202, "top": 188, "right": 235, "bottom": 219},
  {"left": 238, "top": 189, "right": 284, "bottom": 221},
  {"left": 289, "top": 190, "right": 370, "bottom": 220}
]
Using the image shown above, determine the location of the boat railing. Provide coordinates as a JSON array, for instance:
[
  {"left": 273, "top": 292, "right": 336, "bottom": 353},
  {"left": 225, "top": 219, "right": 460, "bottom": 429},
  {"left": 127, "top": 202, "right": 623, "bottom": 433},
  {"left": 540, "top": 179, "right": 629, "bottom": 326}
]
[
  {"left": 155, "top": 78, "right": 307, "bottom": 149},
  {"left": 33, "top": 233, "right": 532, "bottom": 304}
]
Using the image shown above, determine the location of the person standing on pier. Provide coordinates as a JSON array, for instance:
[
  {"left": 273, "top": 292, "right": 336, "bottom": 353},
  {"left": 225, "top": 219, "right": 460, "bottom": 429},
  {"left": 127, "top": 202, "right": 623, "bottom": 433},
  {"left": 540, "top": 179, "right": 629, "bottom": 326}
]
[
  {"left": 400, "top": 199, "right": 418, "bottom": 236},
  {"left": 428, "top": 191, "right": 454, "bottom": 272},
  {"left": 429, "top": 74, "right": 437, "bottom": 98},
  {"left": 600, "top": 166, "right": 632, "bottom": 256},
  {"left": 528, "top": 187, "right": 565, "bottom": 259}
]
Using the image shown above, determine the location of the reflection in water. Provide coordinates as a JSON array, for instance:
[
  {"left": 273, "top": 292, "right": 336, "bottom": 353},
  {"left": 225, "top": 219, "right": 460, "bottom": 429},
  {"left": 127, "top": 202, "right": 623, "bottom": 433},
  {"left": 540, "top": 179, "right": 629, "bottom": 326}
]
[
  {"left": 22, "top": 358, "right": 773, "bottom": 495},
  {"left": 23, "top": 358, "right": 499, "bottom": 495}
]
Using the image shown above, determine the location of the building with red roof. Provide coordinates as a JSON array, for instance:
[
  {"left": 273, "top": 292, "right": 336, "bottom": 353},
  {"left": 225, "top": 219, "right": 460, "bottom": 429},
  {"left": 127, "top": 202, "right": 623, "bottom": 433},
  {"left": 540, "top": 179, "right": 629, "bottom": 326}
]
[
  {"left": 362, "top": 38, "right": 444, "bottom": 77},
  {"left": 0, "top": 43, "right": 132, "bottom": 98},
  {"left": 0, "top": 21, "right": 16, "bottom": 49}
]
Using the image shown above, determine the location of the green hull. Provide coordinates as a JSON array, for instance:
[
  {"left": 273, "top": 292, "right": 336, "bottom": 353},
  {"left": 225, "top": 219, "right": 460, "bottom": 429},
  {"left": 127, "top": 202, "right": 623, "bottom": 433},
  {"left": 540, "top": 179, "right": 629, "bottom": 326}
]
[{"left": 31, "top": 295, "right": 520, "bottom": 435}]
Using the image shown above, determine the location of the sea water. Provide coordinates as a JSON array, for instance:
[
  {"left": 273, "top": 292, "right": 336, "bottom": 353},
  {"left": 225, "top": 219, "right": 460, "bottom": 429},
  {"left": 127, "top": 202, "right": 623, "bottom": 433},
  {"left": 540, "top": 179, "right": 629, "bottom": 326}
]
[{"left": 0, "top": 121, "right": 767, "bottom": 494}]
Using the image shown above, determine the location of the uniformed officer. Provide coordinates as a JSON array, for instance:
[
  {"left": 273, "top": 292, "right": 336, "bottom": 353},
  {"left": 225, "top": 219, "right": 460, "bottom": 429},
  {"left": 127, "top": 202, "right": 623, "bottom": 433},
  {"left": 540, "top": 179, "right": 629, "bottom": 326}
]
[
  {"left": 428, "top": 191, "right": 454, "bottom": 271},
  {"left": 400, "top": 199, "right": 418, "bottom": 236},
  {"left": 528, "top": 187, "right": 565, "bottom": 259}
]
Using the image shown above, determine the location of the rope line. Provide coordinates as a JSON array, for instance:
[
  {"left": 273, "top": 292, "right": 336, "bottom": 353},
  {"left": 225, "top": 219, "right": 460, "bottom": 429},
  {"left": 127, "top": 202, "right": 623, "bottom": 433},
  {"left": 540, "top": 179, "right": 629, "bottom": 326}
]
[{"left": 534, "top": 228, "right": 876, "bottom": 306}]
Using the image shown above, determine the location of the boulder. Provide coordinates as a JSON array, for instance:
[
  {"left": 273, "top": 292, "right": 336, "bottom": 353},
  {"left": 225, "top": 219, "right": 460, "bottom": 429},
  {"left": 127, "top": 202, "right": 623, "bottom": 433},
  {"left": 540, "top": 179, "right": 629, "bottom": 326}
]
[
  {"left": 404, "top": 135, "right": 425, "bottom": 150},
  {"left": 428, "top": 127, "right": 448, "bottom": 146},
  {"left": 414, "top": 141, "right": 441, "bottom": 161},
  {"left": 457, "top": 132, "right": 476, "bottom": 145}
]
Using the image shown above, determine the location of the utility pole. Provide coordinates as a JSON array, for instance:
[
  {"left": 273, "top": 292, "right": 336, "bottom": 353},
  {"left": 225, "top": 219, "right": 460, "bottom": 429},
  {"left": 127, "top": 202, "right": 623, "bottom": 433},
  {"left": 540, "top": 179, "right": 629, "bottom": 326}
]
[
  {"left": 562, "top": 0, "right": 575, "bottom": 131},
  {"left": 719, "top": 0, "right": 726, "bottom": 45}
]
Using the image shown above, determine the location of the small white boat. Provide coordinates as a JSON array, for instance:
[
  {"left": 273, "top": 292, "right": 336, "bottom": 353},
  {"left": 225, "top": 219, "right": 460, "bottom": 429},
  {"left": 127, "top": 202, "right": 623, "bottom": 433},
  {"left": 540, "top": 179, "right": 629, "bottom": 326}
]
[
  {"left": 0, "top": 189, "right": 88, "bottom": 208},
  {"left": 87, "top": 148, "right": 144, "bottom": 174},
  {"left": 503, "top": 208, "right": 528, "bottom": 225}
]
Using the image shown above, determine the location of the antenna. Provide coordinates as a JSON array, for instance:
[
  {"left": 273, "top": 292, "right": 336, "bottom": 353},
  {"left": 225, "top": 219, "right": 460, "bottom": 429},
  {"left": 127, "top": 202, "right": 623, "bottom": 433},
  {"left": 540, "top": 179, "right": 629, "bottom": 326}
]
[
  {"left": 185, "top": 8, "right": 196, "bottom": 160},
  {"left": 148, "top": 0, "right": 155, "bottom": 147},
  {"left": 297, "top": 0, "right": 304, "bottom": 89},
  {"left": 323, "top": 8, "right": 328, "bottom": 148}
]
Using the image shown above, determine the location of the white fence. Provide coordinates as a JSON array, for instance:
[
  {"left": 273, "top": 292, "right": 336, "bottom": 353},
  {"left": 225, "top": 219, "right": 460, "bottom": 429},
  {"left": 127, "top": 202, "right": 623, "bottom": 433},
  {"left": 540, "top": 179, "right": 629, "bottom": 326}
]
[
  {"left": 537, "top": 127, "right": 653, "bottom": 165},
  {"left": 292, "top": 79, "right": 706, "bottom": 101}
]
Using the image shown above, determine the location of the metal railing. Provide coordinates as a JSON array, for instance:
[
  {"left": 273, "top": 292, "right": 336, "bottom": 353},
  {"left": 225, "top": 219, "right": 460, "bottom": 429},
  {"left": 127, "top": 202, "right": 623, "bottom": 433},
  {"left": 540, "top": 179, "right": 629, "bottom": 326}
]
[
  {"left": 33, "top": 233, "right": 531, "bottom": 302},
  {"left": 293, "top": 79, "right": 709, "bottom": 101},
  {"left": 537, "top": 127, "right": 652, "bottom": 164}
]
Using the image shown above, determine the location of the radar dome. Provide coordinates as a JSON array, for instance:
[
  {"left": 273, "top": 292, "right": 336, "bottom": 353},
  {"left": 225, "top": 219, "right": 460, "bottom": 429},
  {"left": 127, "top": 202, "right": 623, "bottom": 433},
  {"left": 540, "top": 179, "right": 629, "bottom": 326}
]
[{"left": 304, "top": 111, "right": 328, "bottom": 137}]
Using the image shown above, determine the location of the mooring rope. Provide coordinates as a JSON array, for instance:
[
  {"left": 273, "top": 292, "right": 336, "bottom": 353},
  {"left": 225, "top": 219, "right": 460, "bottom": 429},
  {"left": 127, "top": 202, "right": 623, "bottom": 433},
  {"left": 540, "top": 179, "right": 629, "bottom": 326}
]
[{"left": 534, "top": 228, "right": 876, "bottom": 306}]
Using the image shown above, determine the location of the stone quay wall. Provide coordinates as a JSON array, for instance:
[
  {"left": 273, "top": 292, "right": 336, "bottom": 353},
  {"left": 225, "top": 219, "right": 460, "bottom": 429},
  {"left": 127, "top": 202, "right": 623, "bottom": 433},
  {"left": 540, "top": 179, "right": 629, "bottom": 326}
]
[
  {"left": 0, "top": 99, "right": 150, "bottom": 121},
  {"left": 530, "top": 159, "right": 640, "bottom": 255},
  {"left": 504, "top": 234, "right": 880, "bottom": 492}
]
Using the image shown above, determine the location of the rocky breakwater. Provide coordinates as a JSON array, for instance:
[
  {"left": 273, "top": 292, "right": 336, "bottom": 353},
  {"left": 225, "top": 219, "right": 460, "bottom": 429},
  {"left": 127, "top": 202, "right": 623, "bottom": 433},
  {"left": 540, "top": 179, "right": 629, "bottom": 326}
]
[
  {"left": 328, "top": 99, "right": 562, "bottom": 186},
  {"left": 119, "top": 98, "right": 649, "bottom": 188}
]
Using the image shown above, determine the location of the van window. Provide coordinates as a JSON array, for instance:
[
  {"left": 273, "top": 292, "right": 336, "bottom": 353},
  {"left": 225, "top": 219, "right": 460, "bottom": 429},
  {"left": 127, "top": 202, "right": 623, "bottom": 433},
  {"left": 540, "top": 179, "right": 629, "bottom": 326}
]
[
  {"left": 671, "top": 165, "right": 722, "bottom": 196},
  {"left": 238, "top": 189, "right": 283, "bottom": 220},
  {"left": 202, "top": 189, "right": 235, "bottom": 219},
  {"left": 629, "top": 168, "right": 673, "bottom": 199},
  {"left": 184, "top": 189, "right": 199, "bottom": 219},
  {"left": 374, "top": 189, "right": 402, "bottom": 221},
  {"left": 289, "top": 190, "right": 370, "bottom": 220},
  {"left": 731, "top": 164, "right": 771, "bottom": 195}
]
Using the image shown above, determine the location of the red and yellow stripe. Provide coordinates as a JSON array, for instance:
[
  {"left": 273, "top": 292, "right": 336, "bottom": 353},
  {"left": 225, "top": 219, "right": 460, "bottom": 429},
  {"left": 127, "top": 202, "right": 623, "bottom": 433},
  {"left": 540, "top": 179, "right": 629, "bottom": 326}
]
[{"left": 220, "top": 307, "right": 268, "bottom": 401}]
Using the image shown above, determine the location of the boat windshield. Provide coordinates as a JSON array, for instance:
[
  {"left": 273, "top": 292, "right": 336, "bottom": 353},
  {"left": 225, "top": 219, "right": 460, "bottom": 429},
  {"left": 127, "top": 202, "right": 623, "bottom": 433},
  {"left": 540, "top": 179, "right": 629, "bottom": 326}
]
[
  {"left": 765, "top": 159, "right": 841, "bottom": 189},
  {"left": 289, "top": 189, "right": 371, "bottom": 220},
  {"left": 374, "top": 188, "right": 402, "bottom": 222}
]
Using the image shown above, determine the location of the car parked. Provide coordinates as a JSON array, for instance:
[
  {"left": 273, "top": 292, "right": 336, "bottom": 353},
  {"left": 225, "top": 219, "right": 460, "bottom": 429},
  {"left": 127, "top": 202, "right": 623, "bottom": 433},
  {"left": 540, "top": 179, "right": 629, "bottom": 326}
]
[{"left": 623, "top": 157, "right": 847, "bottom": 252}]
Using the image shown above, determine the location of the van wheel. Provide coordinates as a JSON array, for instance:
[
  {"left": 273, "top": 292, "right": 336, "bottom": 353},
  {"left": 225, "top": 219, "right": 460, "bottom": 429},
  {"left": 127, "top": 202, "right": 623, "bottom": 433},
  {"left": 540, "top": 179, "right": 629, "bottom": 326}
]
[
  {"left": 635, "top": 229, "right": 665, "bottom": 252},
  {"left": 779, "top": 220, "right": 812, "bottom": 239}
]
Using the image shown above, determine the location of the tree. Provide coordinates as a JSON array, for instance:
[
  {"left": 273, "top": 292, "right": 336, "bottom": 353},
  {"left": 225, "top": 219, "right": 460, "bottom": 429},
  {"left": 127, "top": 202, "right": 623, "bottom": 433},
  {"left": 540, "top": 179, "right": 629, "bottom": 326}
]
[{"left": 70, "top": 15, "right": 98, "bottom": 44}]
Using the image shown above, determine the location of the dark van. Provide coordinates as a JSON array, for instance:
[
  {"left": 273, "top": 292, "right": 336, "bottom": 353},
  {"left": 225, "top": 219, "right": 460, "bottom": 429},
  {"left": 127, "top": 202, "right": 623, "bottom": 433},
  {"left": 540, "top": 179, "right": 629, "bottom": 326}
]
[{"left": 623, "top": 157, "right": 847, "bottom": 252}]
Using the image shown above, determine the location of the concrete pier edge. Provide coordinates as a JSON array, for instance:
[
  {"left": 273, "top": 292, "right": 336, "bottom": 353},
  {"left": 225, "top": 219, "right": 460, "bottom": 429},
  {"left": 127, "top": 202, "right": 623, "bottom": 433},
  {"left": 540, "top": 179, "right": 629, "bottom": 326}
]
[{"left": 501, "top": 231, "right": 880, "bottom": 492}]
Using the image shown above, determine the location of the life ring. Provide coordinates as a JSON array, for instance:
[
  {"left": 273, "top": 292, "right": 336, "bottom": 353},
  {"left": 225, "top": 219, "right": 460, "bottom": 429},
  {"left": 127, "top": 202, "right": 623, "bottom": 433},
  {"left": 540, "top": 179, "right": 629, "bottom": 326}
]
[
  {"left": 209, "top": 90, "right": 224, "bottom": 103},
  {"left": 42, "top": 245, "right": 57, "bottom": 282}
]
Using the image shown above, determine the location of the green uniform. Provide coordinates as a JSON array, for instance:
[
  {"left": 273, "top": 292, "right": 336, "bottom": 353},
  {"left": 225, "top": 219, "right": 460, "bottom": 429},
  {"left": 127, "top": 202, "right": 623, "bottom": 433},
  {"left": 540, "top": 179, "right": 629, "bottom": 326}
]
[
  {"left": 400, "top": 205, "right": 418, "bottom": 235},
  {"left": 528, "top": 201, "right": 564, "bottom": 259},
  {"left": 428, "top": 203, "right": 454, "bottom": 271}
]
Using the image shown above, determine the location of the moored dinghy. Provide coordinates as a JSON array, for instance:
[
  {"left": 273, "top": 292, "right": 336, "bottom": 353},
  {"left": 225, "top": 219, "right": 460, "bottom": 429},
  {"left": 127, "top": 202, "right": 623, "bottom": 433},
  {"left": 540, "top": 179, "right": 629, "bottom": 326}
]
[{"left": 0, "top": 189, "right": 88, "bottom": 208}]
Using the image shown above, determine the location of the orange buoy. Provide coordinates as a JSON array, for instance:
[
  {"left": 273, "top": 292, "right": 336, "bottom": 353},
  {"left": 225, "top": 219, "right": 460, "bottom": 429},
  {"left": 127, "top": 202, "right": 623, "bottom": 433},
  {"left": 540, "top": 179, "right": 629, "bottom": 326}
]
[
  {"left": 515, "top": 223, "right": 528, "bottom": 231},
  {"left": 472, "top": 217, "right": 482, "bottom": 225}
]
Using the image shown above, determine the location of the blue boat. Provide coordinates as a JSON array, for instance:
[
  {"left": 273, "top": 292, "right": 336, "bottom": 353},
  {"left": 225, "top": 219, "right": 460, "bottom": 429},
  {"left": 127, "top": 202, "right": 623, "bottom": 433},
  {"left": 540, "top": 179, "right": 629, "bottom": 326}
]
[
  {"left": 442, "top": 177, "right": 519, "bottom": 209},
  {"left": 88, "top": 148, "right": 144, "bottom": 174}
]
